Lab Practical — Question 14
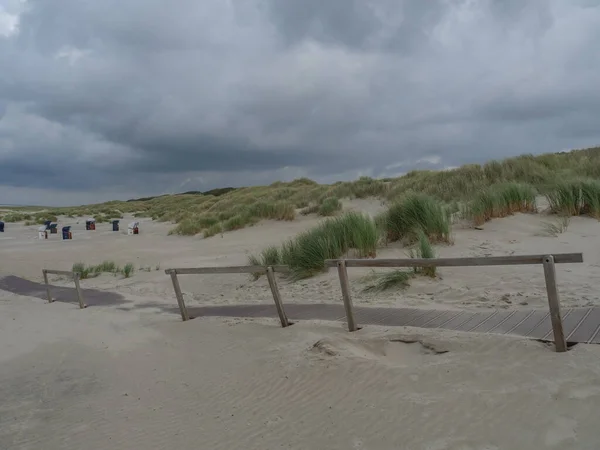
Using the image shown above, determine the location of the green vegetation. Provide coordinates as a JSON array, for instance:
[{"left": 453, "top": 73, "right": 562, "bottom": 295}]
[
  {"left": 318, "top": 197, "right": 342, "bottom": 216},
  {"left": 362, "top": 230, "right": 437, "bottom": 292},
  {"left": 379, "top": 194, "right": 451, "bottom": 244},
  {"left": 545, "top": 179, "right": 600, "bottom": 218},
  {"left": 247, "top": 245, "right": 281, "bottom": 280},
  {"left": 72, "top": 260, "right": 135, "bottom": 279},
  {"left": 249, "top": 212, "right": 378, "bottom": 279},
  {"left": 122, "top": 263, "right": 135, "bottom": 278},
  {"left": 203, "top": 222, "right": 223, "bottom": 238},
  {"left": 5, "top": 146, "right": 600, "bottom": 240},
  {"left": 409, "top": 230, "right": 437, "bottom": 278},
  {"left": 466, "top": 183, "right": 537, "bottom": 226}
]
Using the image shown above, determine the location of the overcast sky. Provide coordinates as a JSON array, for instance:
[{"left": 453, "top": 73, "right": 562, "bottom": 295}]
[{"left": 1, "top": 0, "right": 600, "bottom": 206}]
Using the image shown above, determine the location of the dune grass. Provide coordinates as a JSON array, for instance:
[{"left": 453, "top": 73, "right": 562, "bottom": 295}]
[
  {"left": 466, "top": 182, "right": 537, "bottom": 226},
  {"left": 249, "top": 212, "right": 379, "bottom": 280},
  {"left": 362, "top": 230, "right": 437, "bottom": 292},
  {"left": 540, "top": 216, "right": 570, "bottom": 237},
  {"left": 409, "top": 229, "right": 437, "bottom": 277},
  {"left": 318, "top": 197, "right": 342, "bottom": 216},
  {"left": 380, "top": 194, "right": 451, "bottom": 244},
  {"left": 362, "top": 269, "right": 412, "bottom": 293},
  {"left": 72, "top": 260, "right": 134, "bottom": 279},
  {"left": 545, "top": 179, "right": 600, "bottom": 218},
  {"left": 122, "top": 263, "right": 135, "bottom": 278},
  {"left": 203, "top": 222, "right": 223, "bottom": 238},
  {"left": 9, "top": 146, "right": 600, "bottom": 238},
  {"left": 247, "top": 245, "right": 281, "bottom": 280},
  {"left": 301, "top": 196, "right": 343, "bottom": 216},
  {"left": 1, "top": 212, "right": 32, "bottom": 222}
]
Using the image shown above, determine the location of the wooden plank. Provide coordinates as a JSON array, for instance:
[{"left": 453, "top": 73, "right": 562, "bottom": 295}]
[
  {"left": 266, "top": 266, "right": 290, "bottom": 328},
  {"left": 509, "top": 310, "right": 548, "bottom": 336},
  {"left": 407, "top": 310, "right": 443, "bottom": 328},
  {"left": 455, "top": 311, "right": 495, "bottom": 332},
  {"left": 587, "top": 323, "right": 600, "bottom": 344},
  {"left": 484, "top": 311, "right": 519, "bottom": 333},
  {"left": 336, "top": 260, "right": 358, "bottom": 332},
  {"left": 179, "top": 304, "right": 600, "bottom": 344},
  {"left": 73, "top": 273, "right": 86, "bottom": 309},
  {"left": 422, "top": 310, "right": 463, "bottom": 329},
  {"left": 543, "top": 255, "right": 567, "bottom": 352},
  {"left": 541, "top": 308, "right": 590, "bottom": 341},
  {"left": 324, "top": 253, "right": 583, "bottom": 268},
  {"left": 165, "top": 265, "right": 290, "bottom": 275},
  {"left": 468, "top": 310, "right": 503, "bottom": 332},
  {"left": 567, "top": 308, "right": 600, "bottom": 343},
  {"left": 44, "top": 269, "right": 76, "bottom": 277},
  {"left": 371, "top": 308, "right": 418, "bottom": 326},
  {"left": 169, "top": 272, "right": 190, "bottom": 321},
  {"left": 42, "top": 269, "right": 53, "bottom": 303},
  {"left": 444, "top": 311, "right": 478, "bottom": 330}
]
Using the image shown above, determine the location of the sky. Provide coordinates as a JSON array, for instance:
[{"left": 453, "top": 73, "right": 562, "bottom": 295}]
[{"left": 1, "top": 0, "right": 600, "bottom": 206}]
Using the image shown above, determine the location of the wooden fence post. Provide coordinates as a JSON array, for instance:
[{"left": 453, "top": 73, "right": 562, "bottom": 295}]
[
  {"left": 169, "top": 270, "right": 190, "bottom": 321},
  {"left": 42, "top": 269, "right": 53, "bottom": 303},
  {"left": 337, "top": 260, "right": 358, "bottom": 332},
  {"left": 266, "top": 266, "right": 290, "bottom": 328},
  {"left": 73, "top": 272, "right": 86, "bottom": 309},
  {"left": 543, "top": 255, "right": 567, "bottom": 352}
]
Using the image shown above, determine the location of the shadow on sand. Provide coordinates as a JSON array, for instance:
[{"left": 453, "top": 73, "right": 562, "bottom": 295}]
[{"left": 0, "top": 275, "right": 128, "bottom": 307}]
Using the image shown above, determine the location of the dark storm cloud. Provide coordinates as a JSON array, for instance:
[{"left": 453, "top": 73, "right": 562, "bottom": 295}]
[{"left": 1, "top": 0, "right": 600, "bottom": 205}]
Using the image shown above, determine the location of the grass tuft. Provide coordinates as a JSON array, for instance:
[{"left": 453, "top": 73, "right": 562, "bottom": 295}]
[
  {"left": 409, "top": 229, "right": 437, "bottom": 277},
  {"left": 545, "top": 179, "right": 600, "bottom": 218},
  {"left": 541, "top": 216, "right": 571, "bottom": 237},
  {"left": 318, "top": 197, "right": 342, "bottom": 216},
  {"left": 247, "top": 245, "right": 281, "bottom": 280},
  {"left": 466, "top": 183, "right": 537, "bottom": 226},
  {"left": 122, "top": 263, "right": 135, "bottom": 278},
  {"left": 203, "top": 222, "right": 223, "bottom": 238},
  {"left": 362, "top": 270, "right": 412, "bottom": 293},
  {"left": 261, "top": 212, "right": 379, "bottom": 279},
  {"left": 72, "top": 262, "right": 95, "bottom": 279},
  {"left": 72, "top": 260, "right": 134, "bottom": 279},
  {"left": 380, "top": 194, "right": 451, "bottom": 244}
]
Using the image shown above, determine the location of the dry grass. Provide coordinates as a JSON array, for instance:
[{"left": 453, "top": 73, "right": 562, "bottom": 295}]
[
  {"left": 540, "top": 216, "right": 571, "bottom": 237},
  {"left": 6, "top": 146, "right": 600, "bottom": 236}
]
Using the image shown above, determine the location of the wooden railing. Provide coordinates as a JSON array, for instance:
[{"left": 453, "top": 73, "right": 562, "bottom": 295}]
[
  {"left": 164, "top": 265, "right": 291, "bottom": 327},
  {"left": 325, "top": 253, "right": 584, "bottom": 352},
  {"left": 42, "top": 269, "right": 86, "bottom": 309}
]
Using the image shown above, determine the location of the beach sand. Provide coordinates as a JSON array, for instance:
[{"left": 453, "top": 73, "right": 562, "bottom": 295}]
[{"left": 1, "top": 202, "right": 600, "bottom": 448}]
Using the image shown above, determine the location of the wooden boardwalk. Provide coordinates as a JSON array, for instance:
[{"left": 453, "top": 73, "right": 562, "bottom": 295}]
[{"left": 187, "top": 303, "right": 600, "bottom": 344}]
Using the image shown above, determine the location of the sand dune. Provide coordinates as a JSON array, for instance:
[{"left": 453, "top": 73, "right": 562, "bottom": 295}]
[{"left": 2, "top": 202, "right": 600, "bottom": 448}]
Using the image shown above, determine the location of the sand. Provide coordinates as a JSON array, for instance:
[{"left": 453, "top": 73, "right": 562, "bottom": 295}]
[
  {"left": 0, "top": 201, "right": 596, "bottom": 312},
  {"left": 2, "top": 201, "right": 600, "bottom": 448}
]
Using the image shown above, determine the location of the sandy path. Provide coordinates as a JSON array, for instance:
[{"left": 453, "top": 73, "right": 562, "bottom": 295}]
[{"left": 2, "top": 295, "right": 600, "bottom": 449}]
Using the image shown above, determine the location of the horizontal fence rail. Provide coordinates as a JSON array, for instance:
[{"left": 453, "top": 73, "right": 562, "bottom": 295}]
[
  {"left": 164, "top": 265, "right": 291, "bottom": 327},
  {"left": 165, "top": 265, "right": 290, "bottom": 275},
  {"left": 326, "top": 253, "right": 584, "bottom": 353},
  {"left": 324, "top": 253, "right": 583, "bottom": 268},
  {"left": 42, "top": 269, "right": 86, "bottom": 309}
]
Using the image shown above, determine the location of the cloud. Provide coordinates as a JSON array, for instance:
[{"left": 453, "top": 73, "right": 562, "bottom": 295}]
[{"left": 1, "top": 0, "right": 600, "bottom": 205}]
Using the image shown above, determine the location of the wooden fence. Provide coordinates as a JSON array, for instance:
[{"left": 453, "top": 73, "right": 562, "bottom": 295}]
[
  {"left": 42, "top": 269, "right": 86, "bottom": 309},
  {"left": 164, "top": 265, "right": 291, "bottom": 327},
  {"left": 325, "top": 252, "right": 584, "bottom": 352}
]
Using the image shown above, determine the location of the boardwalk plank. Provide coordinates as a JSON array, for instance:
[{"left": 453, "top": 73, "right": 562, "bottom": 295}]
[{"left": 568, "top": 308, "right": 600, "bottom": 343}]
